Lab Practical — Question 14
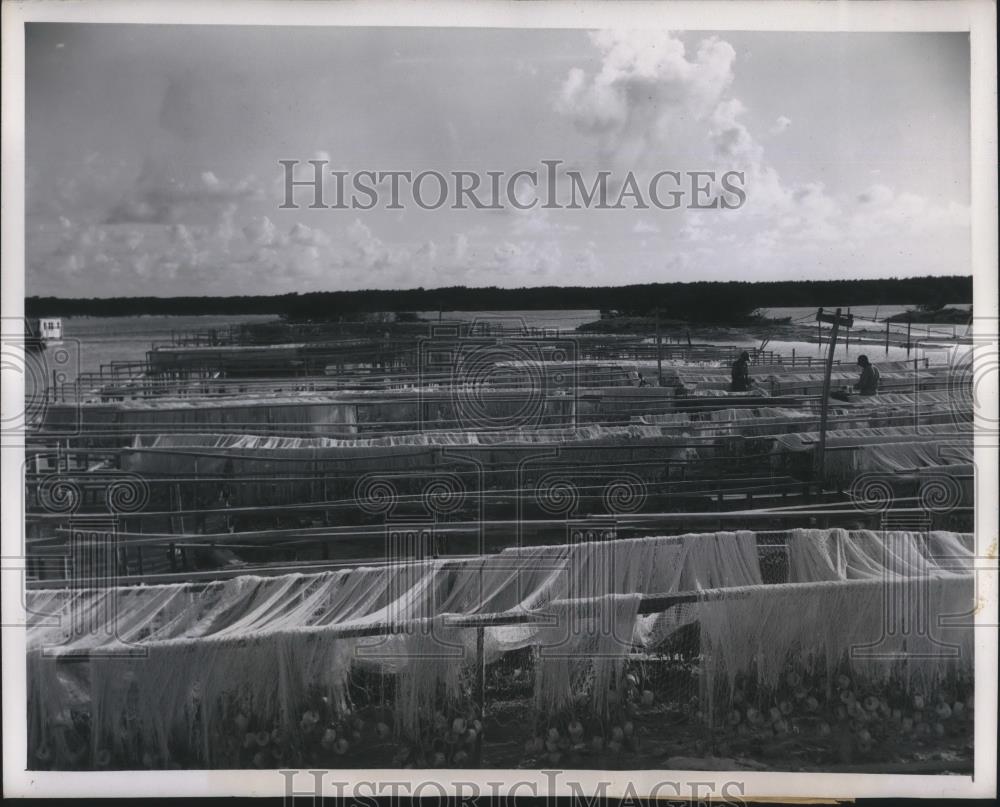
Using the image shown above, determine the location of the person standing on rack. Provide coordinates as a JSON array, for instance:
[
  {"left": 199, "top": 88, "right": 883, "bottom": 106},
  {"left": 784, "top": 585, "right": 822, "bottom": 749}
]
[
  {"left": 730, "top": 351, "right": 752, "bottom": 392},
  {"left": 854, "top": 354, "right": 880, "bottom": 396}
]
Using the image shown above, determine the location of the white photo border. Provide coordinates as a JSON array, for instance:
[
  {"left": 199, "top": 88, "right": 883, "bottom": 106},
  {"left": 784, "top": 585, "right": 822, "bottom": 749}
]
[{"left": 2, "top": 0, "right": 996, "bottom": 799}]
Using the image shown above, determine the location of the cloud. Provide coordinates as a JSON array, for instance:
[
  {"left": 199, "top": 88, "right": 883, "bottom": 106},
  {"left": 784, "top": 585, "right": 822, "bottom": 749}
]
[
  {"left": 106, "top": 160, "right": 260, "bottom": 225},
  {"left": 849, "top": 184, "right": 968, "bottom": 241},
  {"left": 344, "top": 218, "right": 399, "bottom": 271},
  {"left": 557, "top": 30, "right": 736, "bottom": 164},
  {"left": 510, "top": 205, "right": 580, "bottom": 237},
  {"left": 170, "top": 223, "right": 196, "bottom": 250},
  {"left": 709, "top": 99, "right": 762, "bottom": 165},
  {"left": 105, "top": 196, "right": 174, "bottom": 226},
  {"left": 661, "top": 84, "right": 969, "bottom": 281},
  {"left": 489, "top": 239, "right": 564, "bottom": 279},
  {"left": 243, "top": 216, "right": 283, "bottom": 248},
  {"left": 679, "top": 215, "right": 711, "bottom": 242},
  {"left": 25, "top": 29, "right": 971, "bottom": 296},
  {"left": 769, "top": 115, "right": 792, "bottom": 135},
  {"left": 215, "top": 203, "right": 238, "bottom": 247},
  {"left": 573, "top": 241, "right": 604, "bottom": 281},
  {"left": 288, "top": 222, "right": 331, "bottom": 247}
]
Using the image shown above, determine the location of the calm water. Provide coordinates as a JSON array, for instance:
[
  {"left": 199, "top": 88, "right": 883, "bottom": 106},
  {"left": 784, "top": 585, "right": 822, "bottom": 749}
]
[
  {"left": 766, "top": 303, "right": 969, "bottom": 321},
  {"left": 418, "top": 310, "right": 600, "bottom": 331},
  {"left": 59, "top": 312, "right": 602, "bottom": 377},
  {"left": 59, "top": 315, "right": 278, "bottom": 377},
  {"left": 54, "top": 305, "right": 965, "bottom": 380}
]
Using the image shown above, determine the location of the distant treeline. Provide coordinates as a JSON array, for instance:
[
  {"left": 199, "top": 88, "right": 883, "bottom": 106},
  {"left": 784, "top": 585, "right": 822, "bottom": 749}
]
[{"left": 26, "top": 275, "right": 972, "bottom": 323}]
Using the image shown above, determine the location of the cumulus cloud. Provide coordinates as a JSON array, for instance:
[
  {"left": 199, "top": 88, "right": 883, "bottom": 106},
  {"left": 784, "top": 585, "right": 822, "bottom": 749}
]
[
  {"left": 510, "top": 205, "right": 581, "bottom": 237},
  {"left": 769, "top": 115, "right": 792, "bottom": 135},
  {"left": 26, "top": 30, "right": 971, "bottom": 295},
  {"left": 489, "top": 240, "right": 563, "bottom": 279},
  {"left": 663, "top": 86, "right": 968, "bottom": 281},
  {"left": 288, "top": 222, "right": 331, "bottom": 247},
  {"left": 632, "top": 219, "right": 661, "bottom": 234},
  {"left": 573, "top": 241, "right": 604, "bottom": 281},
  {"left": 343, "top": 218, "right": 401, "bottom": 271},
  {"left": 106, "top": 160, "right": 260, "bottom": 226},
  {"left": 849, "top": 184, "right": 968, "bottom": 242},
  {"left": 215, "top": 203, "right": 238, "bottom": 247},
  {"left": 709, "top": 99, "right": 762, "bottom": 166},
  {"left": 679, "top": 215, "right": 711, "bottom": 242},
  {"left": 557, "top": 30, "right": 736, "bottom": 164},
  {"left": 242, "top": 216, "right": 283, "bottom": 248},
  {"left": 169, "top": 223, "right": 196, "bottom": 250}
]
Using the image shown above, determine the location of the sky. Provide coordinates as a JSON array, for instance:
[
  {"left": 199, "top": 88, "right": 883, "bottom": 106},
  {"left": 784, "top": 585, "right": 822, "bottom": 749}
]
[{"left": 25, "top": 24, "right": 971, "bottom": 297}]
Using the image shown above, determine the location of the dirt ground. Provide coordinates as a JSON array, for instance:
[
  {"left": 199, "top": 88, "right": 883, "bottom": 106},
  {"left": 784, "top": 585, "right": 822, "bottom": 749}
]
[{"left": 481, "top": 698, "right": 974, "bottom": 773}]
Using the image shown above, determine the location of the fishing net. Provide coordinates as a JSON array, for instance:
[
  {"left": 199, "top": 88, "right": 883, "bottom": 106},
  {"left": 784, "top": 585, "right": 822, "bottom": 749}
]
[
  {"left": 694, "top": 575, "right": 973, "bottom": 701},
  {"left": 27, "top": 528, "right": 974, "bottom": 769}
]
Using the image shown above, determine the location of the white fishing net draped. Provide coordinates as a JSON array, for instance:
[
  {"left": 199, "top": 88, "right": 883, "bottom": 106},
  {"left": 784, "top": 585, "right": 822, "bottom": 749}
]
[
  {"left": 629, "top": 396, "right": 962, "bottom": 436},
  {"left": 827, "top": 443, "right": 974, "bottom": 479},
  {"left": 669, "top": 364, "right": 952, "bottom": 395},
  {"left": 530, "top": 594, "right": 642, "bottom": 718},
  {"left": 771, "top": 425, "right": 972, "bottom": 453},
  {"left": 27, "top": 528, "right": 974, "bottom": 767},
  {"left": 58, "top": 398, "right": 359, "bottom": 438},
  {"left": 690, "top": 529, "right": 976, "bottom": 707},
  {"left": 693, "top": 575, "right": 973, "bottom": 705},
  {"left": 767, "top": 424, "right": 973, "bottom": 481},
  {"left": 120, "top": 429, "right": 705, "bottom": 480},
  {"left": 786, "top": 529, "right": 974, "bottom": 582},
  {"left": 129, "top": 424, "right": 681, "bottom": 452}
]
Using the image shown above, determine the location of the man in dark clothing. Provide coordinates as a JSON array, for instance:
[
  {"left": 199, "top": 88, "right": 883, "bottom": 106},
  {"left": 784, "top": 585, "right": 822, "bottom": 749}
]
[
  {"left": 854, "top": 354, "right": 880, "bottom": 395},
  {"left": 731, "top": 351, "right": 752, "bottom": 392}
]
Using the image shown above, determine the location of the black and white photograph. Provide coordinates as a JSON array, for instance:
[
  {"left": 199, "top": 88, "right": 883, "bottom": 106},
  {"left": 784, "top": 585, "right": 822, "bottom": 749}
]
[{"left": 2, "top": 0, "right": 997, "bottom": 800}]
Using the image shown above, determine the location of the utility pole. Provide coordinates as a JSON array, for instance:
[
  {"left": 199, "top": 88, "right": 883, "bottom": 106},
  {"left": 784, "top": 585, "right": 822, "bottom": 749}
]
[{"left": 815, "top": 307, "right": 854, "bottom": 482}]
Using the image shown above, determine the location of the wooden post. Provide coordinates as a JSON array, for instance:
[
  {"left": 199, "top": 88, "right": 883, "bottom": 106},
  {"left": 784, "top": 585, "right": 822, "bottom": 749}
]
[
  {"left": 655, "top": 310, "right": 662, "bottom": 385},
  {"left": 906, "top": 321, "right": 912, "bottom": 357},
  {"left": 815, "top": 308, "right": 853, "bottom": 482},
  {"left": 473, "top": 625, "right": 486, "bottom": 766},
  {"left": 885, "top": 320, "right": 890, "bottom": 356}
]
